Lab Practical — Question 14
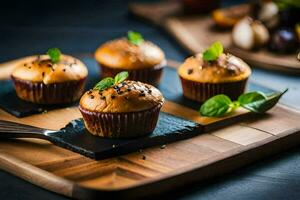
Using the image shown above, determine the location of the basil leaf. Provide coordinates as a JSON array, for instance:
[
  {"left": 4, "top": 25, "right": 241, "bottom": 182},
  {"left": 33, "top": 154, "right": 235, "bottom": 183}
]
[
  {"left": 114, "top": 71, "right": 129, "bottom": 84},
  {"left": 93, "top": 77, "right": 115, "bottom": 91},
  {"left": 241, "top": 89, "right": 288, "bottom": 113},
  {"left": 47, "top": 48, "right": 61, "bottom": 63},
  {"left": 127, "top": 31, "right": 144, "bottom": 45},
  {"left": 203, "top": 41, "right": 223, "bottom": 62},
  {"left": 200, "top": 94, "right": 232, "bottom": 117},
  {"left": 238, "top": 91, "right": 266, "bottom": 105}
]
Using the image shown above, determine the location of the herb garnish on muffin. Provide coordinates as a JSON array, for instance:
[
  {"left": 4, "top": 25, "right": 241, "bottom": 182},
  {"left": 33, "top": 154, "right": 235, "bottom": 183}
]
[
  {"left": 202, "top": 41, "right": 223, "bottom": 62},
  {"left": 127, "top": 31, "right": 144, "bottom": 45},
  {"left": 94, "top": 71, "right": 129, "bottom": 91},
  {"left": 46, "top": 48, "right": 61, "bottom": 63}
]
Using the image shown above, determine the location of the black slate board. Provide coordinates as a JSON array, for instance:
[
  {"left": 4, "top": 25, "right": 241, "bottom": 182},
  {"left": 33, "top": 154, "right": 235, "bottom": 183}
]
[{"left": 46, "top": 112, "right": 201, "bottom": 160}]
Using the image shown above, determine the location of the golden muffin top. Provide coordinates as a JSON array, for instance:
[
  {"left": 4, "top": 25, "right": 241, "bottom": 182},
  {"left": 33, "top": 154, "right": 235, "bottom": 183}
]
[
  {"left": 80, "top": 80, "right": 164, "bottom": 113},
  {"left": 94, "top": 38, "right": 166, "bottom": 70},
  {"left": 12, "top": 54, "right": 88, "bottom": 84},
  {"left": 178, "top": 53, "right": 251, "bottom": 83}
]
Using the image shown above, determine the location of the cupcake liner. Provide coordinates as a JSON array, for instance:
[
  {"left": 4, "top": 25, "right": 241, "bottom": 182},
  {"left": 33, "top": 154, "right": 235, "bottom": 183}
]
[
  {"left": 99, "top": 60, "right": 166, "bottom": 86},
  {"left": 180, "top": 77, "right": 248, "bottom": 102},
  {"left": 79, "top": 104, "right": 162, "bottom": 138},
  {"left": 11, "top": 77, "right": 86, "bottom": 104}
]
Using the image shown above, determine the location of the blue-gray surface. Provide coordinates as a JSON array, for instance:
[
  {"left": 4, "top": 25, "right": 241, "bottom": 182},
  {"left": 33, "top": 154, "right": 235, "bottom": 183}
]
[{"left": 0, "top": 0, "right": 300, "bottom": 199}]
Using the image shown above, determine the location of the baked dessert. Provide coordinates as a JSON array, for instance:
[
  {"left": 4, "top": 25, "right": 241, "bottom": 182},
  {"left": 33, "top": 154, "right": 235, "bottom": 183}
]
[
  {"left": 178, "top": 42, "right": 251, "bottom": 102},
  {"left": 94, "top": 31, "right": 166, "bottom": 85},
  {"left": 79, "top": 72, "right": 164, "bottom": 138},
  {"left": 11, "top": 48, "right": 88, "bottom": 104}
]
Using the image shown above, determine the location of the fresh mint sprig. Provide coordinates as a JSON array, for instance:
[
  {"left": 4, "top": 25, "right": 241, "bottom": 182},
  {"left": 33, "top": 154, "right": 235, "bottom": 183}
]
[
  {"left": 94, "top": 71, "right": 129, "bottom": 91},
  {"left": 46, "top": 48, "right": 61, "bottom": 63},
  {"left": 127, "top": 31, "right": 144, "bottom": 45},
  {"left": 200, "top": 89, "right": 288, "bottom": 117},
  {"left": 203, "top": 41, "right": 223, "bottom": 62}
]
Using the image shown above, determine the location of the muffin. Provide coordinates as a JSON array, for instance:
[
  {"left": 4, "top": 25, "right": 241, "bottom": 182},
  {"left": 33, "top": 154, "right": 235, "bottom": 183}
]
[
  {"left": 178, "top": 53, "right": 251, "bottom": 102},
  {"left": 11, "top": 53, "right": 88, "bottom": 104},
  {"left": 79, "top": 80, "right": 164, "bottom": 138},
  {"left": 94, "top": 32, "right": 166, "bottom": 85}
]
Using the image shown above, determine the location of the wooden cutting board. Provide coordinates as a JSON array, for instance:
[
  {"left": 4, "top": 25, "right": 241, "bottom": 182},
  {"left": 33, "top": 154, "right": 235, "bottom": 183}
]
[
  {"left": 0, "top": 57, "right": 300, "bottom": 199},
  {"left": 129, "top": 1, "right": 300, "bottom": 74}
]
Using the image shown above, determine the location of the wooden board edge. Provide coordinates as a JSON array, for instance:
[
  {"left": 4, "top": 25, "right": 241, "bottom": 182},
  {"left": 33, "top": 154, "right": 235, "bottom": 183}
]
[
  {"left": 71, "top": 128, "right": 300, "bottom": 199},
  {"left": 0, "top": 151, "right": 74, "bottom": 198},
  {"left": 0, "top": 122, "right": 299, "bottom": 199}
]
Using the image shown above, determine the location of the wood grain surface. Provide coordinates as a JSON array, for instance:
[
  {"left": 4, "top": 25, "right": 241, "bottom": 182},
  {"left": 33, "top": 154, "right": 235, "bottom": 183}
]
[
  {"left": 0, "top": 57, "right": 300, "bottom": 199},
  {"left": 129, "top": 1, "right": 300, "bottom": 74}
]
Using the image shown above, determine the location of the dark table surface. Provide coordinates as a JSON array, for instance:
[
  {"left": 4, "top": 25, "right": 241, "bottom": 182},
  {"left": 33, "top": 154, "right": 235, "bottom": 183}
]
[{"left": 1, "top": 0, "right": 300, "bottom": 199}]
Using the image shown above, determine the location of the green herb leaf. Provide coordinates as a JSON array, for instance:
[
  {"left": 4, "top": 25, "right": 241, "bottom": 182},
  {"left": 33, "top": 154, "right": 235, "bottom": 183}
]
[
  {"left": 199, "top": 89, "right": 287, "bottom": 118},
  {"left": 93, "top": 71, "right": 129, "bottom": 91},
  {"left": 242, "top": 89, "right": 288, "bottom": 113},
  {"left": 200, "top": 94, "right": 232, "bottom": 117},
  {"left": 127, "top": 31, "right": 144, "bottom": 45},
  {"left": 114, "top": 71, "right": 129, "bottom": 84},
  {"left": 238, "top": 91, "right": 266, "bottom": 105},
  {"left": 203, "top": 41, "right": 224, "bottom": 62},
  {"left": 46, "top": 48, "right": 61, "bottom": 63},
  {"left": 93, "top": 77, "right": 115, "bottom": 91}
]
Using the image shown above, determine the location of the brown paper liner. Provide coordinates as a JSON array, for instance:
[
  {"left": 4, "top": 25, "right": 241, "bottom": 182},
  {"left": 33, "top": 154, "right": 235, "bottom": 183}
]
[
  {"left": 98, "top": 60, "right": 166, "bottom": 86},
  {"left": 11, "top": 77, "right": 86, "bottom": 104},
  {"left": 180, "top": 77, "right": 248, "bottom": 102},
  {"left": 79, "top": 104, "right": 162, "bottom": 138}
]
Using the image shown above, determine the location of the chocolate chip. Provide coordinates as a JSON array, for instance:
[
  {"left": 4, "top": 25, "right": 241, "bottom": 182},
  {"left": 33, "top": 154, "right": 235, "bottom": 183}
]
[
  {"left": 126, "top": 88, "right": 131, "bottom": 92},
  {"left": 100, "top": 96, "right": 106, "bottom": 100},
  {"left": 139, "top": 93, "right": 145, "bottom": 97},
  {"left": 28, "top": 66, "right": 31, "bottom": 69},
  {"left": 148, "top": 89, "right": 152, "bottom": 94},
  {"left": 42, "top": 72, "right": 45, "bottom": 77},
  {"left": 90, "top": 95, "right": 94, "bottom": 99},
  {"left": 187, "top": 69, "right": 194, "bottom": 74},
  {"left": 87, "top": 90, "right": 92, "bottom": 94},
  {"left": 142, "top": 155, "right": 146, "bottom": 160},
  {"left": 47, "top": 64, "right": 52, "bottom": 68},
  {"left": 117, "top": 91, "right": 123, "bottom": 95},
  {"left": 62, "top": 68, "right": 66, "bottom": 72},
  {"left": 140, "top": 90, "right": 145, "bottom": 93},
  {"left": 111, "top": 95, "right": 116, "bottom": 99}
]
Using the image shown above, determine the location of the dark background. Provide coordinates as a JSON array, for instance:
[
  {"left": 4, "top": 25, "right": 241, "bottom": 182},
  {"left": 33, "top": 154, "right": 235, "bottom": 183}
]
[{"left": 1, "top": 0, "right": 300, "bottom": 199}]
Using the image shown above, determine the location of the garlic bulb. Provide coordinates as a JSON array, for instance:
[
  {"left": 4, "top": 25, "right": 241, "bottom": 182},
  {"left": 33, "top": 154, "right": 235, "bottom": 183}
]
[
  {"left": 257, "top": 1, "right": 279, "bottom": 29},
  {"left": 232, "top": 17, "right": 270, "bottom": 50}
]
